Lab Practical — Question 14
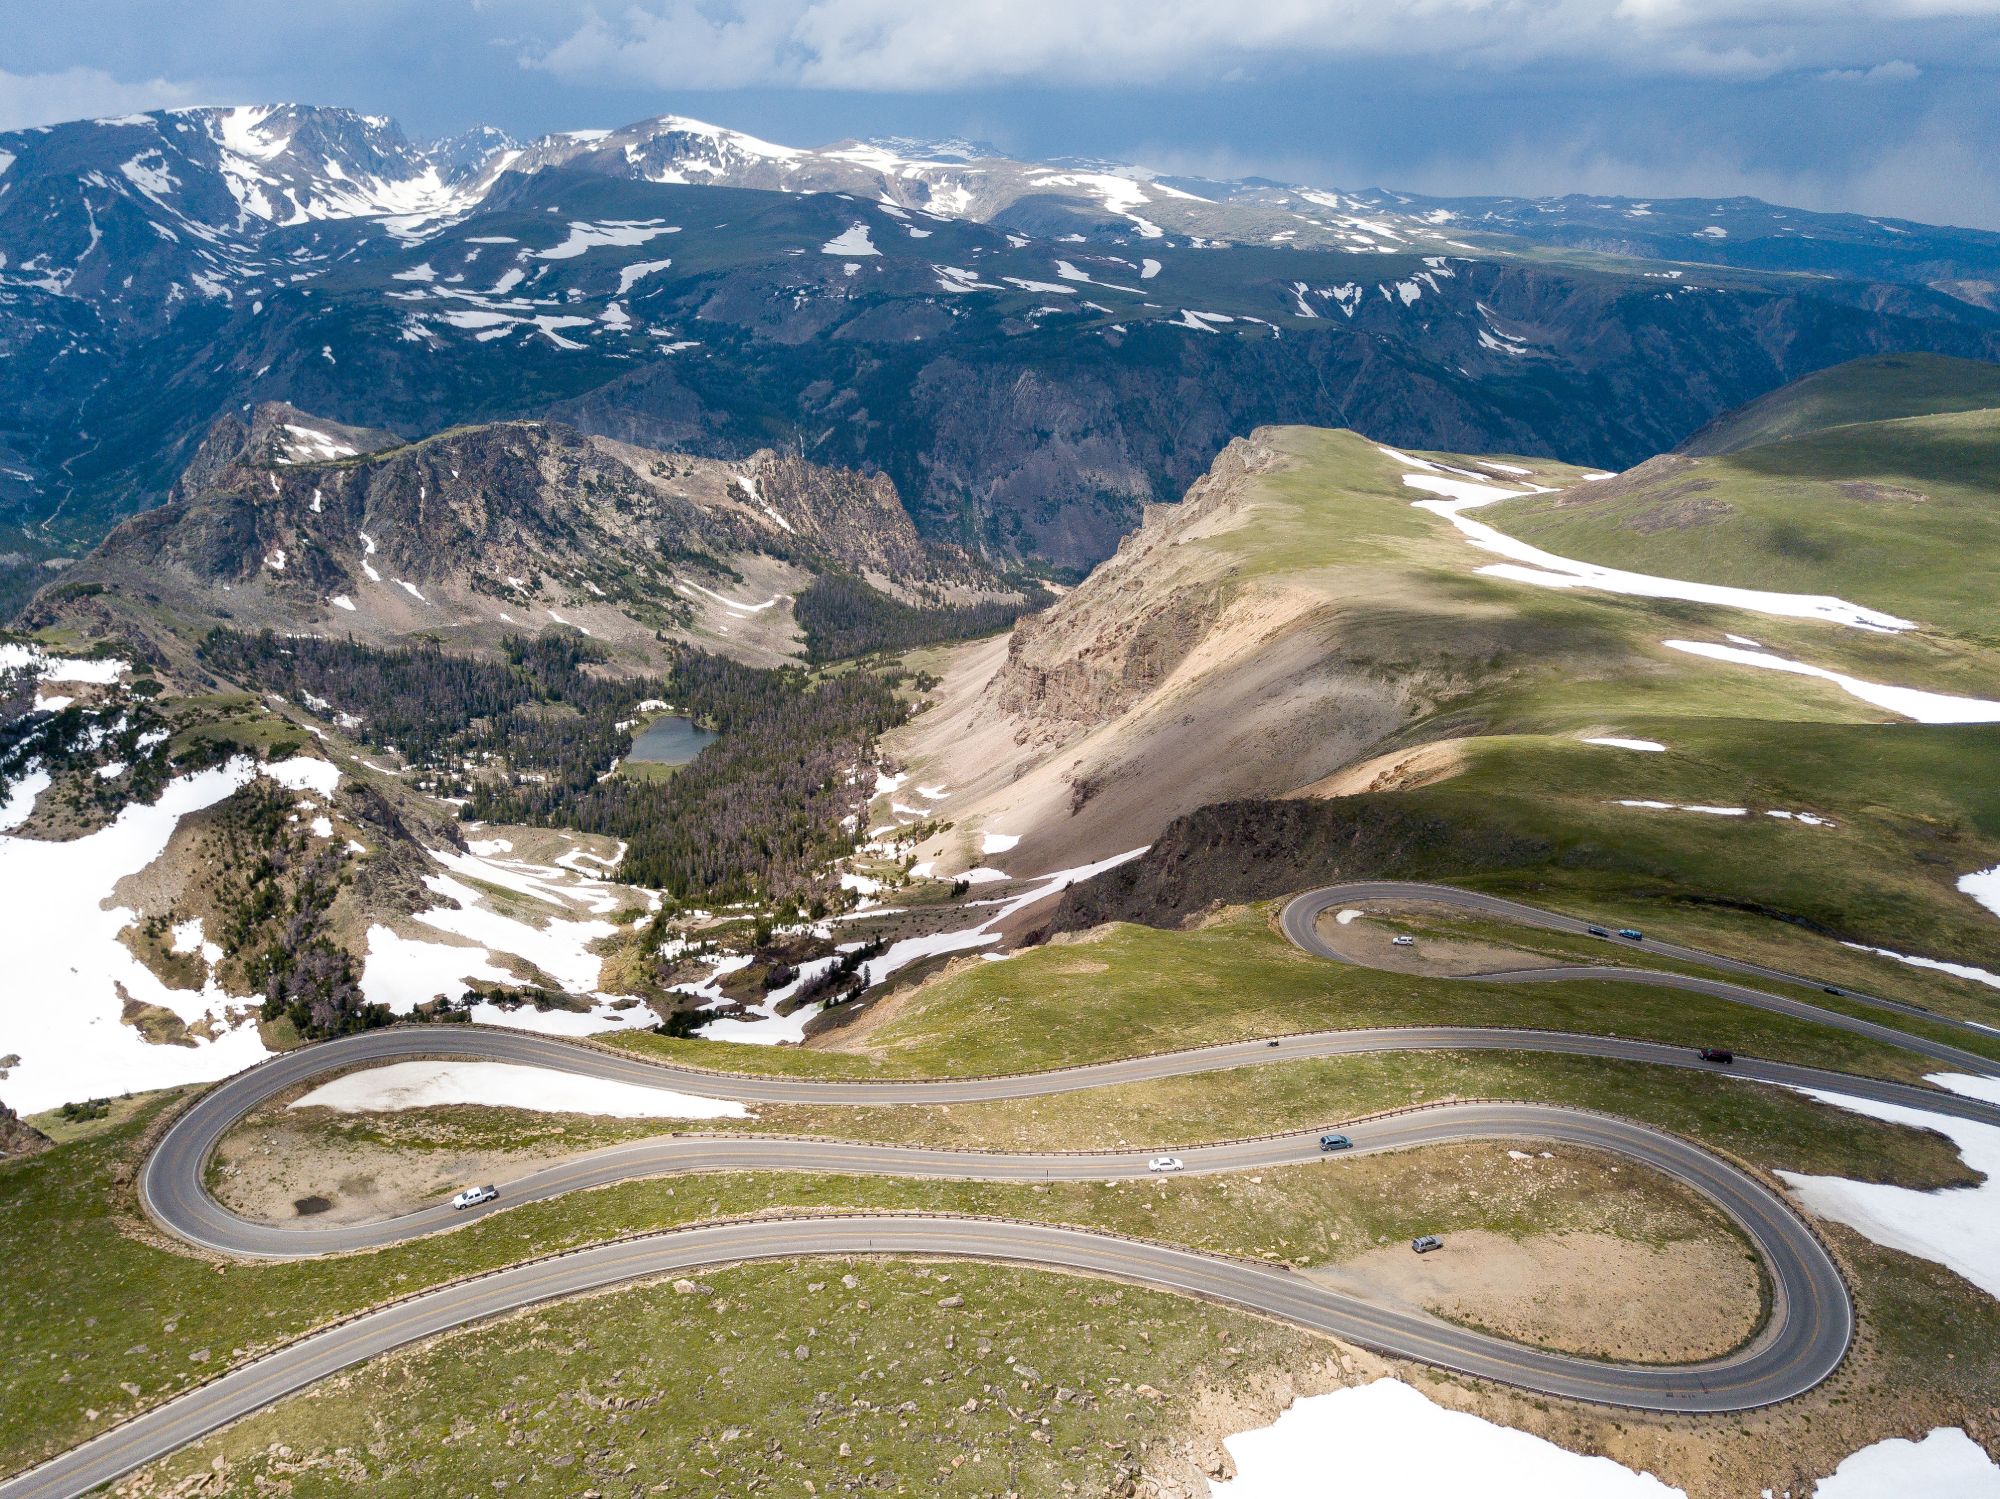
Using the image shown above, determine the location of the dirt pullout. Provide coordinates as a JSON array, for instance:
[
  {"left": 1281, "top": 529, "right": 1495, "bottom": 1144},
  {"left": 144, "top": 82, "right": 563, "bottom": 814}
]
[
  {"left": 1310, "top": 902, "right": 1551, "bottom": 977},
  {"left": 210, "top": 1118, "right": 600, "bottom": 1226},
  {"left": 1309, "top": 1229, "right": 1761, "bottom": 1364}
]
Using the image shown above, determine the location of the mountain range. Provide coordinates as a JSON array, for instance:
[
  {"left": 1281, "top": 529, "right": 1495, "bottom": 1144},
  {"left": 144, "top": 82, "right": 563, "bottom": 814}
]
[{"left": 4, "top": 103, "right": 2000, "bottom": 610}]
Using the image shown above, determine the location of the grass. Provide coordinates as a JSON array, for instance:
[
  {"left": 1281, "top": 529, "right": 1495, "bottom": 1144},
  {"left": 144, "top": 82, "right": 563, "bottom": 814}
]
[
  {"left": 1679, "top": 353, "right": 2000, "bottom": 456},
  {"left": 2, "top": 1087, "right": 1768, "bottom": 1478},
  {"left": 610, "top": 906, "right": 2000, "bottom": 1084},
  {"left": 1486, "top": 405, "right": 2000, "bottom": 643},
  {"left": 1091, "top": 420, "right": 2000, "bottom": 998},
  {"left": 140, "top": 1260, "right": 1304, "bottom": 1498},
  {"left": 232, "top": 1046, "right": 1977, "bottom": 1193}
]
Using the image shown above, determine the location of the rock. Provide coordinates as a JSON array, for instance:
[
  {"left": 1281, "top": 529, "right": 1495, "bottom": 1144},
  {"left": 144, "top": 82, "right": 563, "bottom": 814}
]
[
  {"left": 671, "top": 1279, "right": 712, "bottom": 1296},
  {"left": 937, "top": 1295, "right": 964, "bottom": 1309}
]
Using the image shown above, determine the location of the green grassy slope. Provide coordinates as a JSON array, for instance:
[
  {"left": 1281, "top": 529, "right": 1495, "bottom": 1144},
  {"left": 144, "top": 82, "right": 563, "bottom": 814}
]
[
  {"left": 1676, "top": 353, "right": 2000, "bottom": 455},
  {"left": 1485, "top": 405, "right": 2000, "bottom": 638},
  {"left": 1037, "top": 415, "right": 2000, "bottom": 989}
]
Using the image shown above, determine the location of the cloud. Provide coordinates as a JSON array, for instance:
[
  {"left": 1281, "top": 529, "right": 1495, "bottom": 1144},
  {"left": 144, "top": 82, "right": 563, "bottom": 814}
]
[
  {"left": 1817, "top": 58, "right": 1922, "bottom": 82},
  {"left": 0, "top": 66, "right": 198, "bottom": 132},
  {"left": 524, "top": 0, "right": 2000, "bottom": 91}
]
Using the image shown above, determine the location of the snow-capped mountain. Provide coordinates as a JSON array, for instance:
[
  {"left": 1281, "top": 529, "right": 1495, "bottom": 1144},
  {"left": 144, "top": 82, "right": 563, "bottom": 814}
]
[
  {"left": 3, "top": 99, "right": 1999, "bottom": 592},
  {"left": 0, "top": 105, "right": 514, "bottom": 329}
]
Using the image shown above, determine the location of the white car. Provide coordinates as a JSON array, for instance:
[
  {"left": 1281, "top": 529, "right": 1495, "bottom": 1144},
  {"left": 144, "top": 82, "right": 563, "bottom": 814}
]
[
  {"left": 451, "top": 1185, "right": 499, "bottom": 1210},
  {"left": 1391, "top": 935, "right": 1416, "bottom": 947},
  {"left": 1147, "top": 1156, "right": 1185, "bottom": 1173}
]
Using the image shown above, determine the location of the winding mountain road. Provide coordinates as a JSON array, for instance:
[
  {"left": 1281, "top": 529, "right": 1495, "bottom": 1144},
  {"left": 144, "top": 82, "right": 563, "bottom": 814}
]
[{"left": 10, "top": 881, "right": 1995, "bottom": 1498}]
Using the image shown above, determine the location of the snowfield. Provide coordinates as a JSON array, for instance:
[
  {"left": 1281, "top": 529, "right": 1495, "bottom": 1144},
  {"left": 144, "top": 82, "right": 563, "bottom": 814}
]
[
  {"left": 691, "top": 846, "right": 1149, "bottom": 1045},
  {"left": 1844, "top": 941, "right": 2000, "bottom": 993},
  {"left": 358, "top": 839, "right": 662, "bottom": 1037},
  {"left": 1812, "top": 1428, "right": 2000, "bottom": 1497},
  {"left": 1209, "top": 1380, "right": 1681, "bottom": 1498},
  {"left": 1387, "top": 454, "right": 1917, "bottom": 633},
  {"left": 1208, "top": 1381, "right": 2000, "bottom": 1497},
  {"left": 820, "top": 223, "right": 880, "bottom": 256},
  {"left": 1662, "top": 639, "right": 2000, "bottom": 725},
  {"left": 0, "top": 758, "right": 349, "bottom": 1112},
  {"left": 290, "top": 1060, "right": 747, "bottom": 1119},
  {"left": 1779, "top": 1076, "right": 2000, "bottom": 1301}
]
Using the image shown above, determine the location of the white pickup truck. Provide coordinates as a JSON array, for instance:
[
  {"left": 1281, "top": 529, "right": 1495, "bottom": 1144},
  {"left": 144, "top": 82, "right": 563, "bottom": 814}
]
[{"left": 451, "top": 1185, "right": 499, "bottom": 1210}]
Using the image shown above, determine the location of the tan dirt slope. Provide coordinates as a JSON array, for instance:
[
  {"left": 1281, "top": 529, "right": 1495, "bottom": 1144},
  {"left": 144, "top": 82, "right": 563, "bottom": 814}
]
[{"left": 888, "top": 429, "right": 1444, "bottom": 875}]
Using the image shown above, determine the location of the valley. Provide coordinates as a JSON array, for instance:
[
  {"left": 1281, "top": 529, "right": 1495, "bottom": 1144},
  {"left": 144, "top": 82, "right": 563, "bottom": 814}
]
[{"left": 3, "top": 92, "right": 2000, "bottom": 1499}]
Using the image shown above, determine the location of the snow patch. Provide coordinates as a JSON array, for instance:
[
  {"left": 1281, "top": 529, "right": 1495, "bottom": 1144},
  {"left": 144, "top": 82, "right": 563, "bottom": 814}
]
[
  {"left": 1210, "top": 1380, "right": 1682, "bottom": 1498},
  {"left": 1812, "top": 1428, "right": 2000, "bottom": 1497},
  {"left": 820, "top": 223, "right": 880, "bottom": 257},
  {"left": 1663, "top": 640, "right": 2000, "bottom": 725},
  {"left": 291, "top": 1060, "right": 746, "bottom": 1119},
  {"left": 1780, "top": 1078, "right": 2000, "bottom": 1301}
]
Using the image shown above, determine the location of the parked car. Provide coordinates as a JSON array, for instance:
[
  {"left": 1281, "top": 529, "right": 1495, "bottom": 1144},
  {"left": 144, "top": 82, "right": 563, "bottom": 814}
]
[
  {"left": 1617, "top": 928, "right": 1645, "bottom": 941},
  {"left": 1587, "top": 926, "right": 1610, "bottom": 938},
  {"left": 1148, "top": 1156, "right": 1185, "bottom": 1173},
  {"left": 1391, "top": 935, "right": 1416, "bottom": 948},
  {"left": 1411, "top": 1234, "right": 1444, "bottom": 1254},
  {"left": 451, "top": 1185, "right": 498, "bottom": 1210},
  {"left": 1319, "top": 1134, "right": 1353, "bottom": 1152},
  {"left": 1698, "top": 1047, "right": 1735, "bottom": 1064}
]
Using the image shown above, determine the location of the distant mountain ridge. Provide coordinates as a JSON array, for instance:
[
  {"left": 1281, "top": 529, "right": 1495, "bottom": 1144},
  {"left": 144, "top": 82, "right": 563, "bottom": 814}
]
[
  {"left": 24, "top": 405, "right": 1013, "bottom": 672},
  {"left": 5, "top": 102, "right": 2000, "bottom": 603}
]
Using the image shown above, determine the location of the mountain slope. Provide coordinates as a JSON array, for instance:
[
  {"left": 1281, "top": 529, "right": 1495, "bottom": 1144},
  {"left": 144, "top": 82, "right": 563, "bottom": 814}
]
[
  {"left": 7, "top": 104, "right": 2000, "bottom": 590},
  {"left": 1676, "top": 353, "right": 2000, "bottom": 454},
  {"left": 1487, "top": 361, "right": 2000, "bottom": 640},
  {"left": 891, "top": 417, "right": 2000, "bottom": 988},
  {"left": 22, "top": 408, "right": 1014, "bottom": 670}
]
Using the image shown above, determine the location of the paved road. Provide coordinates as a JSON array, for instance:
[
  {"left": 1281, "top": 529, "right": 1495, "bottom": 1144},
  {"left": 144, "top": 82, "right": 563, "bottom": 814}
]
[
  {"left": 1282, "top": 883, "right": 2000, "bottom": 1074},
  {"left": 14, "top": 880, "right": 1995, "bottom": 1496}
]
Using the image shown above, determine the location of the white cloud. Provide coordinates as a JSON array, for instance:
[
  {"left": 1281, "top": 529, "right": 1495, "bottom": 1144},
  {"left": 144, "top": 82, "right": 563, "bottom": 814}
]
[
  {"left": 0, "top": 66, "right": 198, "bottom": 132},
  {"left": 525, "top": 0, "right": 2000, "bottom": 91},
  {"left": 1818, "top": 58, "right": 1923, "bottom": 82}
]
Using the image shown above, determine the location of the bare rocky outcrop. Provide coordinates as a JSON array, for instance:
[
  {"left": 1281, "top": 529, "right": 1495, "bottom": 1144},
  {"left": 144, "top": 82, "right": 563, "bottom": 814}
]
[
  {"left": 0, "top": 1100, "right": 51, "bottom": 1159},
  {"left": 889, "top": 428, "right": 1424, "bottom": 874},
  {"left": 26, "top": 411, "right": 1017, "bottom": 672}
]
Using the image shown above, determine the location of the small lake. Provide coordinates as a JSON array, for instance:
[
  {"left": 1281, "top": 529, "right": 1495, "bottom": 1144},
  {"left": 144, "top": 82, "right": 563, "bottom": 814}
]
[{"left": 627, "top": 715, "right": 718, "bottom": 766}]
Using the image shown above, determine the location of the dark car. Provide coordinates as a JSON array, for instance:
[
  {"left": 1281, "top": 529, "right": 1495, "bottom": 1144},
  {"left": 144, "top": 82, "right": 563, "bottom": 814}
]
[
  {"left": 1411, "top": 1234, "right": 1444, "bottom": 1254},
  {"left": 1823, "top": 985, "right": 1844, "bottom": 996},
  {"left": 1319, "top": 1133, "right": 1353, "bottom": 1152},
  {"left": 1698, "top": 1047, "right": 1734, "bottom": 1064},
  {"left": 1617, "top": 928, "right": 1644, "bottom": 941},
  {"left": 1267, "top": 1039, "right": 1281, "bottom": 1047},
  {"left": 1587, "top": 926, "right": 1610, "bottom": 938}
]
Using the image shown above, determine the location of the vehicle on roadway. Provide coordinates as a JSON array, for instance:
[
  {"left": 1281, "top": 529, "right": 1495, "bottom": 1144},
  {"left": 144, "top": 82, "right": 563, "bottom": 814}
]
[
  {"left": 1824, "top": 985, "right": 1844, "bottom": 996},
  {"left": 1147, "top": 1155, "right": 1185, "bottom": 1173},
  {"left": 1266, "top": 1038, "right": 1281, "bottom": 1047},
  {"left": 1391, "top": 934, "right": 1415, "bottom": 947},
  {"left": 1319, "top": 1133, "right": 1352, "bottom": 1151},
  {"left": 1617, "top": 928, "right": 1644, "bottom": 941},
  {"left": 1587, "top": 926, "right": 1610, "bottom": 937},
  {"left": 1698, "top": 1047, "right": 1735, "bottom": 1064},
  {"left": 451, "top": 1185, "right": 499, "bottom": 1210},
  {"left": 1411, "top": 1234, "right": 1444, "bottom": 1254}
]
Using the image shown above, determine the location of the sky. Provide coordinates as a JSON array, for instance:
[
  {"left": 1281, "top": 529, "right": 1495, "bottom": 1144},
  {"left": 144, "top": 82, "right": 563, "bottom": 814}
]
[{"left": 5, "top": 0, "right": 2000, "bottom": 228}]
